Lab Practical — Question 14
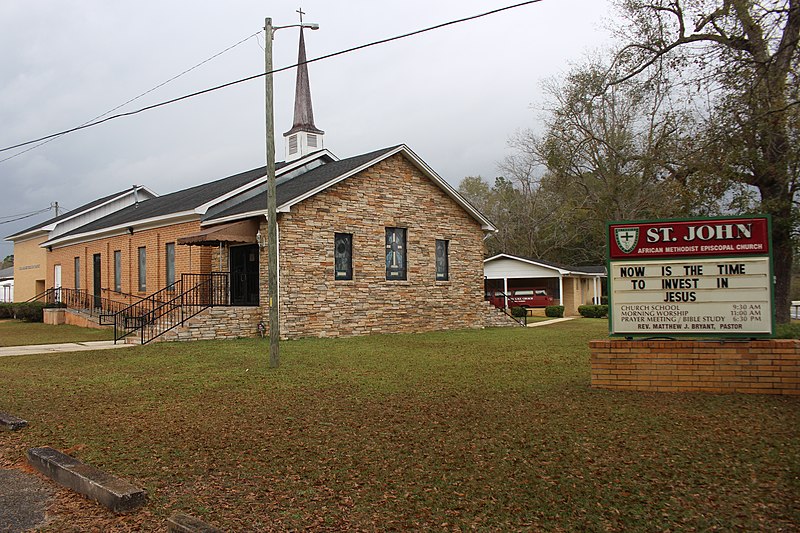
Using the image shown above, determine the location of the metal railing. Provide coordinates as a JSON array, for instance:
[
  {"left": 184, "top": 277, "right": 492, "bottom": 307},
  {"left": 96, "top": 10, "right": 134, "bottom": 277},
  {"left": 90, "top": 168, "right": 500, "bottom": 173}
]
[
  {"left": 28, "top": 287, "right": 132, "bottom": 321},
  {"left": 485, "top": 290, "right": 527, "bottom": 326},
  {"left": 112, "top": 272, "right": 230, "bottom": 344}
]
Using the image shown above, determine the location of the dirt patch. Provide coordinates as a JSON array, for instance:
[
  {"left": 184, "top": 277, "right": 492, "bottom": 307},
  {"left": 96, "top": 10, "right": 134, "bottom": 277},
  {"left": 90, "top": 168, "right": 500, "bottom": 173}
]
[{"left": 0, "top": 468, "right": 55, "bottom": 531}]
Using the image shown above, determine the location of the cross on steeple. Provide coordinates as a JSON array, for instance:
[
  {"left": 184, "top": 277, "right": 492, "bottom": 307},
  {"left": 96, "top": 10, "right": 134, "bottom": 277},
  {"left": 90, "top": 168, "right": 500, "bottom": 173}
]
[{"left": 283, "top": 6, "right": 324, "bottom": 161}]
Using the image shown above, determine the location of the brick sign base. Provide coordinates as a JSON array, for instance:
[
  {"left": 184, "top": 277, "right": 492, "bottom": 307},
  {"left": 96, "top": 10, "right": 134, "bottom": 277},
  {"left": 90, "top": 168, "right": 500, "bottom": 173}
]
[{"left": 590, "top": 339, "right": 800, "bottom": 395}]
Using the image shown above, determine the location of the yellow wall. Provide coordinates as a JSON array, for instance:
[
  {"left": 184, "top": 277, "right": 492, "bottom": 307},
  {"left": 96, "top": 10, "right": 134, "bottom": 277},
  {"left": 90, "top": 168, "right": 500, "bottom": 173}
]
[
  {"left": 562, "top": 276, "right": 603, "bottom": 316},
  {"left": 13, "top": 235, "right": 48, "bottom": 301}
]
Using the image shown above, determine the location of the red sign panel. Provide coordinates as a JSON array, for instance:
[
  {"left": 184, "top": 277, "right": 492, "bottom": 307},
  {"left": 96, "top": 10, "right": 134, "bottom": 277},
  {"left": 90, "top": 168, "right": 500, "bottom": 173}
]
[{"left": 609, "top": 217, "right": 770, "bottom": 259}]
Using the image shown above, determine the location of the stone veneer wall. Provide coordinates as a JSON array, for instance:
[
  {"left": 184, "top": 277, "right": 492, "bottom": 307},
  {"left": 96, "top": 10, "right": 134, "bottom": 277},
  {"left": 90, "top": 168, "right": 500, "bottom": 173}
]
[
  {"left": 158, "top": 307, "right": 261, "bottom": 342},
  {"left": 264, "top": 153, "right": 515, "bottom": 340},
  {"left": 591, "top": 339, "right": 800, "bottom": 395},
  {"left": 483, "top": 302, "right": 520, "bottom": 327}
]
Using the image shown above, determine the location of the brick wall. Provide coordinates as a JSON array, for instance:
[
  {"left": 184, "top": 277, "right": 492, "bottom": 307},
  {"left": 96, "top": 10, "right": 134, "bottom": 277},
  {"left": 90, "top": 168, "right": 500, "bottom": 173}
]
[
  {"left": 47, "top": 220, "right": 213, "bottom": 305},
  {"left": 590, "top": 339, "right": 800, "bottom": 395},
  {"left": 271, "top": 153, "right": 513, "bottom": 339}
]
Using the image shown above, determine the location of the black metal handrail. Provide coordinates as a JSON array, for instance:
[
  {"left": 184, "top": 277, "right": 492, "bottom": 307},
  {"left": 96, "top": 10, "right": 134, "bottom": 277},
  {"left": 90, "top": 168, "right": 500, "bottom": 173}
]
[
  {"left": 26, "top": 287, "right": 55, "bottom": 303},
  {"left": 135, "top": 273, "right": 230, "bottom": 345},
  {"left": 100, "top": 287, "right": 147, "bottom": 304},
  {"left": 112, "top": 272, "right": 231, "bottom": 344},
  {"left": 485, "top": 289, "right": 527, "bottom": 326},
  {"left": 28, "top": 287, "right": 133, "bottom": 321},
  {"left": 111, "top": 279, "right": 183, "bottom": 342}
]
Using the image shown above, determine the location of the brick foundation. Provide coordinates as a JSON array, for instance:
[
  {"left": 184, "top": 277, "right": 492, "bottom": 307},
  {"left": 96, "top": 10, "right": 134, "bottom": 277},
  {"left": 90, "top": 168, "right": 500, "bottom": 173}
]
[{"left": 590, "top": 339, "right": 800, "bottom": 395}]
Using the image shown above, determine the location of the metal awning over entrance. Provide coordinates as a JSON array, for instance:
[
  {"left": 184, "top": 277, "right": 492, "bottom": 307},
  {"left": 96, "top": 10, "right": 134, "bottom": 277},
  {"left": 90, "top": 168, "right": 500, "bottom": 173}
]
[{"left": 177, "top": 219, "right": 259, "bottom": 246}]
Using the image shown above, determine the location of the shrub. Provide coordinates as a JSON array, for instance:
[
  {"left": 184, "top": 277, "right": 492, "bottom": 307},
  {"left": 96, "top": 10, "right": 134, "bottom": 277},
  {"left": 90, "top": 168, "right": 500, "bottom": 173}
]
[
  {"left": 13, "top": 302, "right": 45, "bottom": 322},
  {"left": 545, "top": 305, "right": 564, "bottom": 318},
  {"left": 0, "top": 303, "right": 13, "bottom": 319},
  {"left": 510, "top": 306, "right": 527, "bottom": 318},
  {"left": 578, "top": 305, "right": 609, "bottom": 318},
  {"left": 775, "top": 323, "right": 800, "bottom": 339}
]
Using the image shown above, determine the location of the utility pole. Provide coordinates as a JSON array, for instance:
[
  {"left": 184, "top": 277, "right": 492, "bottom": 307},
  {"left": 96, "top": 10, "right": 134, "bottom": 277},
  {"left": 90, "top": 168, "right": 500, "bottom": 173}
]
[
  {"left": 264, "top": 17, "right": 279, "bottom": 368},
  {"left": 52, "top": 201, "right": 59, "bottom": 217},
  {"left": 263, "top": 15, "right": 319, "bottom": 368}
]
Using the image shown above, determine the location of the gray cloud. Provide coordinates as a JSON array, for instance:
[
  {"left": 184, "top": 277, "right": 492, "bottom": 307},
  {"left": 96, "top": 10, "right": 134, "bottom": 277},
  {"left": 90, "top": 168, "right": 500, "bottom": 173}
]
[{"left": 0, "top": 0, "right": 613, "bottom": 258}]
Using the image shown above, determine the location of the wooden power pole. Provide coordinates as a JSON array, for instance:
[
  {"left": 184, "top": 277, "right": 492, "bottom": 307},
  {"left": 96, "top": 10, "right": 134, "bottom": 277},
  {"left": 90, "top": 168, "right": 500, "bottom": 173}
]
[{"left": 264, "top": 17, "right": 280, "bottom": 368}]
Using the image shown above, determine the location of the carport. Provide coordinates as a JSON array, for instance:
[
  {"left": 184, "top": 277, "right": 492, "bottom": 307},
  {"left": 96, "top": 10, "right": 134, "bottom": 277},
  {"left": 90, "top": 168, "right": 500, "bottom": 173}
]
[{"left": 484, "top": 254, "right": 606, "bottom": 316}]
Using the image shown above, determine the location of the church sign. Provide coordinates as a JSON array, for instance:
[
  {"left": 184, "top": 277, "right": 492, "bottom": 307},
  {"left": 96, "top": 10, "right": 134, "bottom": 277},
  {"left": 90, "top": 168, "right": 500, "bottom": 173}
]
[{"left": 607, "top": 216, "right": 774, "bottom": 337}]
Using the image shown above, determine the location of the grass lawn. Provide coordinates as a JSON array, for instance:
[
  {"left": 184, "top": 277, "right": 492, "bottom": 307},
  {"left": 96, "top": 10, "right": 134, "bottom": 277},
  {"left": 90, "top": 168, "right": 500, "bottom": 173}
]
[
  {"left": 1, "top": 320, "right": 798, "bottom": 531},
  {"left": 0, "top": 319, "right": 114, "bottom": 347}
]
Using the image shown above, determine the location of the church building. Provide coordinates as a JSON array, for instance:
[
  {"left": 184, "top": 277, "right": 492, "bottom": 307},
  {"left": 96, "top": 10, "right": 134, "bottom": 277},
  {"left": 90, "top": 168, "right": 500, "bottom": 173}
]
[{"left": 12, "top": 26, "right": 513, "bottom": 342}]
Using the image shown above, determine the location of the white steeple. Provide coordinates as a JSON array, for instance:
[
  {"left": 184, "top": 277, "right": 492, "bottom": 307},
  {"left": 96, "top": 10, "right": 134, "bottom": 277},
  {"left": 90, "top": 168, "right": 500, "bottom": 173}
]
[{"left": 284, "top": 22, "right": 324, "bottom": 162}]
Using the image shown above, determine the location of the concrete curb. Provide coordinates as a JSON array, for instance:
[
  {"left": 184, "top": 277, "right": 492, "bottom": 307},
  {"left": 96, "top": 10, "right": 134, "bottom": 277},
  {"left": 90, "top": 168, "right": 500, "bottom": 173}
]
[{"left": 26, "top": 447, "right": 147, "bottom": 513}]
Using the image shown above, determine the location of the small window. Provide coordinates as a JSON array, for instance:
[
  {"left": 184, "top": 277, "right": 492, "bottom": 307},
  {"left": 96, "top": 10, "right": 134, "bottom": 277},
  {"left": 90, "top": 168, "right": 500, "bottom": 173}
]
[
  {"left": 308, "top": 133, "right": 317, "bottom": 148},
  {"left": 165, "top": 242, "right": 176, "bottom": 288},
  {"left": 385, "top": 227, "right": 407, "bottom": 280},
  {"left": 138, "top": 247, "right": 147, "bottom": 292},
  {"left": 74, "top": 257, "right": 80, "bottom": 290},
  {"left": 289, "top": 134, "right": 298, "bottom": 154},
  {"left": 334, "top": 233, "right": 353, "bottom": 281},
  {"left": 114, "top": 250, "right": 122, "bottom": 292},
  {"left": 435, "top": 239, "right": 449, "bottom": 281}
]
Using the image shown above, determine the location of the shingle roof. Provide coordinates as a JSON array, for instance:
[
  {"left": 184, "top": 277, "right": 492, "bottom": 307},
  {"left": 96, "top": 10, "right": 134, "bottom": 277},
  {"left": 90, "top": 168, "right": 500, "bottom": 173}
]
[
  {"left": 576, "top": 265, "right": 607, "bottom": 274},
  {"left": 205, "top": 146, "right": 399, "bottom": 222},
  {"left": 51, "top": 162, "right": 288, "bottom": 241},
  {"left": 0, "top": 266, "right": 13, "bottom": 279},
  {"left": 44, "top": 144, "right": 493, "bottom": 245},
  {"left": 5, "top": 188, "right": 137, "bottom": 240}
]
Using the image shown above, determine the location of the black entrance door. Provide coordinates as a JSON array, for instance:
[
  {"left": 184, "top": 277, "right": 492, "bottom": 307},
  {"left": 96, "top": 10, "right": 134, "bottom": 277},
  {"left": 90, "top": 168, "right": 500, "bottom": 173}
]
[
  {"left": 230, "top": 245, "right": 259, "bottom": 306},
  {"left": 93, "top": 253, "right": 101, "bottom": 309}
]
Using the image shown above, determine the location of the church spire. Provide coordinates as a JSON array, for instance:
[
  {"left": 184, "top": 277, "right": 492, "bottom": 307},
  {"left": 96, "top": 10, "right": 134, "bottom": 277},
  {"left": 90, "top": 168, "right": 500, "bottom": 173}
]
[{"left": 284, "top": 14, "right": 324, "bottom": 162}]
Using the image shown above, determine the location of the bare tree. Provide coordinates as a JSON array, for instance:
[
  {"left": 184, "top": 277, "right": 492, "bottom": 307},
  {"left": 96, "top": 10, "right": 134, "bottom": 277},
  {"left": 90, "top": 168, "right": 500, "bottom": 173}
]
[
  {"left": 610, "top": 0, "right": 800, "bottom": 322},
  {"left": 498, "top": 61, "right": 697, "bottom": 265}
]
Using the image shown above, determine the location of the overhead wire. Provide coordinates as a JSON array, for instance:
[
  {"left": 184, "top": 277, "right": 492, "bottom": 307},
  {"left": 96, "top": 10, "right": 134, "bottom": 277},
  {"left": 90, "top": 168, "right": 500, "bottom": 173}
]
[
  {"left": 0, "top": 207, "right": 53, "bottom": 225},
  {"left": 0, "top": 31, "right": 261, "bottom": 163},
  {"left": 0, "top": 1, "right": 543, "bottom": 155}
]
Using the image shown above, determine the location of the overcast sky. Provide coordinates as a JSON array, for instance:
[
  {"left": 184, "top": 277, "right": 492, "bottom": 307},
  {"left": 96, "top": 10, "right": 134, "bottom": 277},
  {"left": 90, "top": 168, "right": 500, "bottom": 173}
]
[{"left": 0, "top": 0, "right": 615, "bottom": 259}]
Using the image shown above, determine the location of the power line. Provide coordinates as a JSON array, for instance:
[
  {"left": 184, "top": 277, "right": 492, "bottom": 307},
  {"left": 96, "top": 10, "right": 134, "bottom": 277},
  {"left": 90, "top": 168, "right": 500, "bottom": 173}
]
[
  {"left": 0, "top": 207, "right": 52, "bottom": 225},
  {"left": 0, "top": 1, "right": 543, "bottom": 154},
  {"left": 0, "top": 31, "right": 261, "bottom": 162},
  {"left": 0, "top": 206, "right": 50, "bottom": 220}
]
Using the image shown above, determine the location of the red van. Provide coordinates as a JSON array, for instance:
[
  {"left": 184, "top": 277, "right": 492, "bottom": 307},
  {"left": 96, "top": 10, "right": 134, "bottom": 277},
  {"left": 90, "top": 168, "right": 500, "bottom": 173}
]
[
  {"left": 486, "top": 288, "right": 554, "bottom": 309},
  {"left": 509, "top": 288, "right": 553, "bottom": 308}
]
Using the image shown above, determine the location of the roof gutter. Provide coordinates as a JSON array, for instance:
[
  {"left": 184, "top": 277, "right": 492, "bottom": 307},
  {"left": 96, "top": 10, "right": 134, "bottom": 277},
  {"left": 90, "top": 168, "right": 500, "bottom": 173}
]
[{"left": 42, "top": 211, "right": 197, "bottom": 249}]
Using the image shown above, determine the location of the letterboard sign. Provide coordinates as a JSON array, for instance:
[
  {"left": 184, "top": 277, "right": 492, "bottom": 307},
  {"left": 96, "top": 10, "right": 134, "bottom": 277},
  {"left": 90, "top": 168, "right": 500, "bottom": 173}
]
[{"left": 607, "top": 216, "right": 774, "bottom": 337}]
